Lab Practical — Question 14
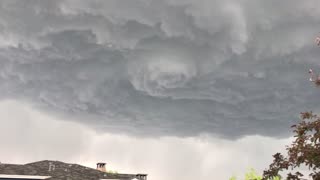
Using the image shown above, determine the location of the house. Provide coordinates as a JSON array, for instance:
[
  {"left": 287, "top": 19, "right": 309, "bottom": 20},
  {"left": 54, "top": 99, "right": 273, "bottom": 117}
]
[{"left": 0, "top": 160, "right": 147, "bottom": 180}]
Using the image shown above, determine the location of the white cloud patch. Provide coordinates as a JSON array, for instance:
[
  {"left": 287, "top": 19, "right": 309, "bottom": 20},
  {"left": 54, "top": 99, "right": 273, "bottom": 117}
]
[
  {"left": 0, "top": 0, "right": 320, "bottom": 138},
  {"left": 0, "top": 100, "right": 295, "bottom": 180}
]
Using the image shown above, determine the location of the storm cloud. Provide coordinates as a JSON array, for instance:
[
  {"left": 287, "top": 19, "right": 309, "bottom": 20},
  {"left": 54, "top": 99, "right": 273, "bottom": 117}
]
[{"left": 1, "top": 0, "right": 320, "bottom": 138}]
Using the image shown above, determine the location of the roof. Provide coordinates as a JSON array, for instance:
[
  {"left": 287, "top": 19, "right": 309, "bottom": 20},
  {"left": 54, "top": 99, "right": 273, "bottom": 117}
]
[
  {"left": 0, "top": 160, "right": 147, "bottom": 180},
  {"left": 0, "top": 174, "right": 51, "bottom": 179}
]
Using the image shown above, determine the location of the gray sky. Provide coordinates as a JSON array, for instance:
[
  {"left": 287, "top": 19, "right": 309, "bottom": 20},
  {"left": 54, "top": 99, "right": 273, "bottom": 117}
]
[{"left": 0, "top": 0, "right": 320, "bottom": 179}]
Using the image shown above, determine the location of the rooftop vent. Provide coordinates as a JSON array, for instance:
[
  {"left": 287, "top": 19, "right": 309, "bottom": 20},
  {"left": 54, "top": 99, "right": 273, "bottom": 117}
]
[{"left": 96, "top": 162, "right": 106, "bottom": 172}]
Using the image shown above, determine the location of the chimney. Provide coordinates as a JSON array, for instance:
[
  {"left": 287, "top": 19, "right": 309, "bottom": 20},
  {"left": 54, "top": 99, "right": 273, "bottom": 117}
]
[{"left": 96, "top": 162, "right": 106, "bottom": 172}]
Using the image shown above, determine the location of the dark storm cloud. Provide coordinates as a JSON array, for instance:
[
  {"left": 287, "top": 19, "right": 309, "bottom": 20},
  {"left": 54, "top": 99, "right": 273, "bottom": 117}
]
[{"left": 1, "top": 0, "right": 320, "bottom": 138}]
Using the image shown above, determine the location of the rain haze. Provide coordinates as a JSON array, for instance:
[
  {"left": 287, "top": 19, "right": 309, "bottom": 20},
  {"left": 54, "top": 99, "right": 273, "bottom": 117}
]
[{"left": 0, "top": 0, "right": 320, "bottom": 179}]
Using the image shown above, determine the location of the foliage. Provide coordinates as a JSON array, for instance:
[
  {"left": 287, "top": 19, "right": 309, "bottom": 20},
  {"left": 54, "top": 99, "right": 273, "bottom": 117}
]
[
  {"left": 262, "top": 111, "right": 320, "bottom": 180},
  {"left": 244, "top": 168, "right": 262, "bottom": 180},
  {"left": 229, "top": 175, "right": 237, "bottom": 180},
  {"left": 106, "top": 170, "right": 118, "bottom": 174},
  {"left": 229, "top": 168, "right": 281, "bottom": 180}
]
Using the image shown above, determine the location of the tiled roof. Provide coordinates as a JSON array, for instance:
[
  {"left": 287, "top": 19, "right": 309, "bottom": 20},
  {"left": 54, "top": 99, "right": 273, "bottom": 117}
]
[{"left": 0, "top": 160, "right": 146, "bottom": 180}]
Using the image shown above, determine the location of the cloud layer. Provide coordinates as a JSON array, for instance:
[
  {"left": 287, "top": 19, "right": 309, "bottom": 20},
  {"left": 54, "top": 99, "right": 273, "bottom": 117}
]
[{"left": 1, "top": 0, "right": 320, "bottom": 138}]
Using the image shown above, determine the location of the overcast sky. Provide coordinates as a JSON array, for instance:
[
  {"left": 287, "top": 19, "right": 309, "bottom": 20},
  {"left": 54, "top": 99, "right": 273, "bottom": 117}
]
[{"left": 1, "top": 0, "right": 320, "bottom": 179}]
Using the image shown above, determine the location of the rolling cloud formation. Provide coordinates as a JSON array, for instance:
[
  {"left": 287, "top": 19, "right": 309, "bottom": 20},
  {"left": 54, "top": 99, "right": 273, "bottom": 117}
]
[{"left": 1, "top": 0, "right": 320, "bottom": 138}]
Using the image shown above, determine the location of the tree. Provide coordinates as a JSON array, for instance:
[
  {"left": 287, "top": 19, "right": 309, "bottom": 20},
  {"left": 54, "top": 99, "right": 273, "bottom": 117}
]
[{"left": 262, "top": 111, "right": 320, "bottom": 180}]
